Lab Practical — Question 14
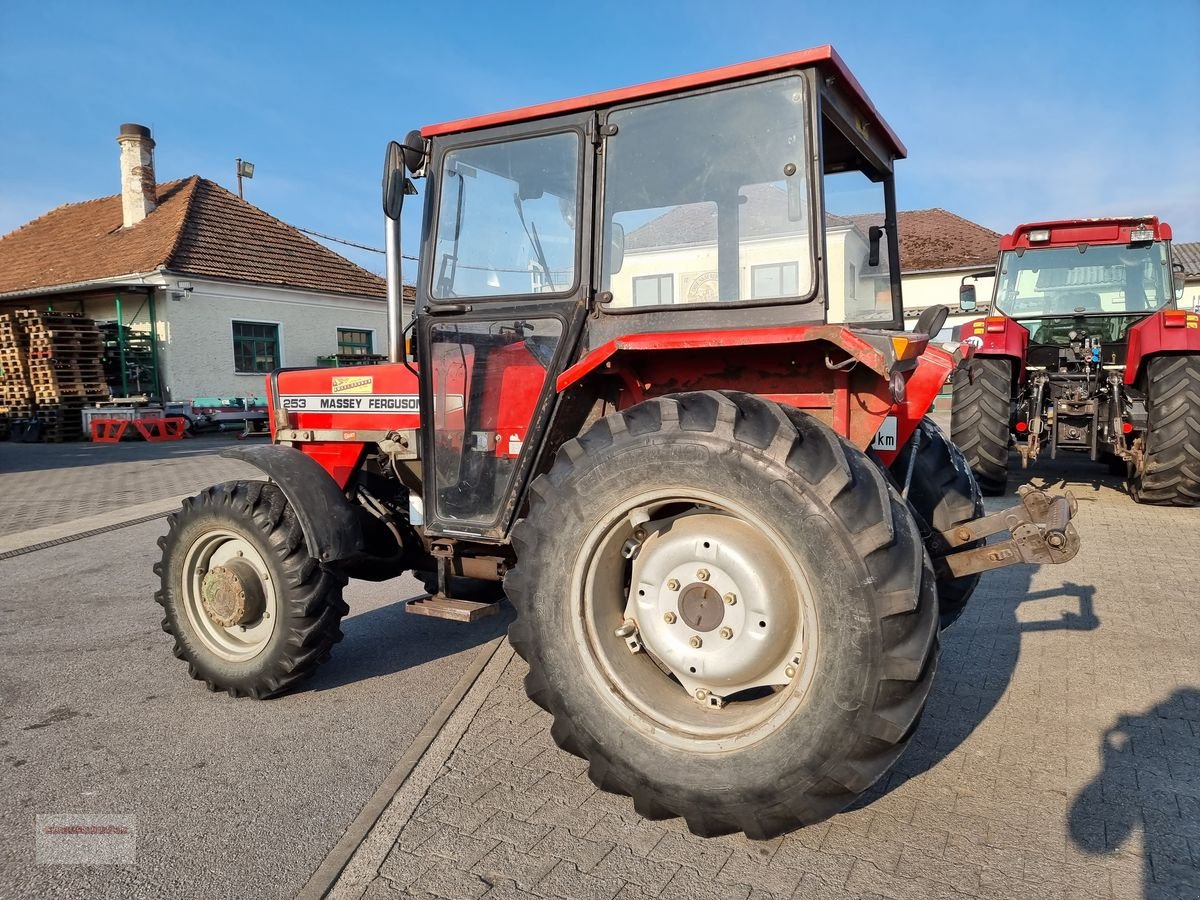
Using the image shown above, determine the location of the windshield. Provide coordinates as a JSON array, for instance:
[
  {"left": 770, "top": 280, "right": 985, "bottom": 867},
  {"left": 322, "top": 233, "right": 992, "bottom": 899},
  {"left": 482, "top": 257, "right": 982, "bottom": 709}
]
[
  {"left": 993, "top": 242, "right": 1171, "bottom": 318},
  {"left": 600, "top": 76, "right": 815, "bottom": 309},
  {"left": 432, "top": 132, "right": 580, "bottom": 299}
]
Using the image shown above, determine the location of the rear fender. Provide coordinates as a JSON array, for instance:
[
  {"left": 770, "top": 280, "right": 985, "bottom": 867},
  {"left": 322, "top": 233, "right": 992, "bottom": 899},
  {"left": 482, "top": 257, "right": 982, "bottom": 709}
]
[
  {"left": 555, "top": 325, "right": 918, "bottom": 451},
  {"left": 1124, "top": 310, "right": 1200, "bottom": 385},
  {"left": 963, "top": 316, "right": 1029, "bottom": 383},
  {"left": 220, "top": 444, "right": 364, "bottom": 564}
]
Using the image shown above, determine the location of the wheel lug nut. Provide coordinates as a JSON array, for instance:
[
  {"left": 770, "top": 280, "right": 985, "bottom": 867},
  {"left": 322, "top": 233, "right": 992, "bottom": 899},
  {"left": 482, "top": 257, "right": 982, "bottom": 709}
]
[
  {"left": 689, "top": 636, "right": 702, "bottom": 649},
  {"left": 785, "top": 665, "right": 797, "bottom": 679},
  {"left": 696, "top": 569, "right": 710, "bottom": 582},
  {"left": 663, "top": 612, "right": 677, "bottom": 625},
  {"left": 666, "top": 579, "right": 680, "bottom": 591},
  {"left": 723, "top": 593, "right": 736, "bottom": 606},
  {"left": 719, "top": 627, "right": 733, "bottom": 640},
  {"left": 694, "top": 689, "right": 708, "bottom": 701}
]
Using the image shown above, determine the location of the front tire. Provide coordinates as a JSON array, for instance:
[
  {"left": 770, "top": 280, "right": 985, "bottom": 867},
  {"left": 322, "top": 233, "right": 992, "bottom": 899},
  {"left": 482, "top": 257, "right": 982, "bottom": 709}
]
[
  {"left": 951, "top": 357, "right": 1012, "bottom": 495},
  {"left": 892, "top": 418, "right": 984, "bottom": 630},
  {"left": 155, "top": 481, "right": 349, "bottom": 698},
  {"left": 505, "top": 391, "right": 938, "bottom": 838},
  {"left": 1130, "top": 355, "right": 1200, "bottom": 506}
]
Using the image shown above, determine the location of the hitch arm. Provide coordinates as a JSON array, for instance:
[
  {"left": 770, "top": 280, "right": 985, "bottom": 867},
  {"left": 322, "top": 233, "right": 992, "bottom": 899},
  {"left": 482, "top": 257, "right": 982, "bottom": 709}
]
[{"left": 932, "top": 486, "right": 1080, "bottom": 579}]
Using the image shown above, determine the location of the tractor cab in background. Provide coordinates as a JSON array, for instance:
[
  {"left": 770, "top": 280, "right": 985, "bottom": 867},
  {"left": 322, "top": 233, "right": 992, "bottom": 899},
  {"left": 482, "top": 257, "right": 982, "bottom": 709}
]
[{"left": 953, "top": 217, "right": 1200, "bottom": 504}]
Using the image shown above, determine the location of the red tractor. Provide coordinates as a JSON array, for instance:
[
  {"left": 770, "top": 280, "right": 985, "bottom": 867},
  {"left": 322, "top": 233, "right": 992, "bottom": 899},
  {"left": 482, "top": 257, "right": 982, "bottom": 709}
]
[
  {"left": 952, "top": 218, "right": 1200, "bottom": 504},
  {"left": 155, "top": 48, "right": 1081, "bottom": 837}
]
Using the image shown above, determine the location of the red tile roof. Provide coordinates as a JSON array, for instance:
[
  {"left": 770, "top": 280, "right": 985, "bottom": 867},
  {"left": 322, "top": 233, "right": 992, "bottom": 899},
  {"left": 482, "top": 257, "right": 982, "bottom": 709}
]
[
  {"left": 1173, "top": 242, "right": 1200, "bottom": 277},
  {"left": 0, "top": 176, "right": 386, "bottom": 299},
  {"left": 845, "top": 209, "right": 1000, "bottom": 272}
]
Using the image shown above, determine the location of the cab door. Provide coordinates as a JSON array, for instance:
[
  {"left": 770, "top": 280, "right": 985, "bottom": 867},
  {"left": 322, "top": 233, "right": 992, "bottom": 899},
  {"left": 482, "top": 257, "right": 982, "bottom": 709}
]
[{"left": 415, "top": 114, "right": 594, "bottom": 540}]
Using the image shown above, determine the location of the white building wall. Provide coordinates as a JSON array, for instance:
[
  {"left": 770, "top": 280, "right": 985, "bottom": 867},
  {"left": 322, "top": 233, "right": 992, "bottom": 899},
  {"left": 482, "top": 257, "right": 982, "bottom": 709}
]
[
  {"left": 900, "top": 268, "right": 996, "bottom": 338},
  {"left": 155, "top": 277, "right": 387, "bottom": 400}
]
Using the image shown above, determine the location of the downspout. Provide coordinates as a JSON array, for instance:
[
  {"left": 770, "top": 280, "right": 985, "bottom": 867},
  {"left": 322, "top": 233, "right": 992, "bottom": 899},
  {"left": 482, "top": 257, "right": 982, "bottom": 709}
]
[
  {"left": 148, "top": 289, "right": 161, "bottom": 399},
  {"left": 115, "top": 291, "right": 129, "bottom": 397}
]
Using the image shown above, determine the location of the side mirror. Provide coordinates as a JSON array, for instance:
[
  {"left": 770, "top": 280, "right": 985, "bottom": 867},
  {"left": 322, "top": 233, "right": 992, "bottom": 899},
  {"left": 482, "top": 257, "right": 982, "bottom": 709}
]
[
  {"left": 382, "top": 140, "right": 407, "bottom": 220},
  {"left": 1174, "top": 268, "right": 1186, "bottom": 301},
  {"left": 868, "top": 225, "right": 884, "bottom": 268},
  {"left": 401, "top": 129, "right": 426, "bottom": 174},
  {"left": 609, "top": 222, "right": 625, "bottom": 274},
  {"left": 959, "top": 283, "right": 978, "bottom": 312}
]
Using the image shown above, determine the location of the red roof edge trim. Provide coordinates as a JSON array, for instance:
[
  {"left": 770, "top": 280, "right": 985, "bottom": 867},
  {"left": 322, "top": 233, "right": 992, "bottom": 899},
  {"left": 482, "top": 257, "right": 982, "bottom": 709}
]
[{"left": 421, "top": 46, "right": 906, "bottom": 159}]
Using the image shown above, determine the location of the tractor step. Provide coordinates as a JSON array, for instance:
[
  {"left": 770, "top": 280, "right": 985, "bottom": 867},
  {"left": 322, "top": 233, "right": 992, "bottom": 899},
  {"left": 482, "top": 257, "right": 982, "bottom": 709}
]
[{"left": 405, "top": 594, "right": 499, "bottom": 623}]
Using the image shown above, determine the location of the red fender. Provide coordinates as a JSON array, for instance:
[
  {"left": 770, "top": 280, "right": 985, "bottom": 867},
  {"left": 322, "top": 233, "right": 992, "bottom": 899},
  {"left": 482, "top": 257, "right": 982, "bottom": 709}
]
[
  {"left": 1124, "top": 309, "right": 1200, "bottom": 385},
  {"left": 963, "top": 316, "right": 1028, "bottom": 382}
]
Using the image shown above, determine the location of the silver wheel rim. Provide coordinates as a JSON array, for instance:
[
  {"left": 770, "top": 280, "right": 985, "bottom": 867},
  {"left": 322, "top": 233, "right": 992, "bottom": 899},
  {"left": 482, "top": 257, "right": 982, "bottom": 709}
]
[
  {"left": 181, "top": 529, "right": 278, "bottom": 662},
  {"left": 571, "top": 487, "right": 820, "bottom": 753}
]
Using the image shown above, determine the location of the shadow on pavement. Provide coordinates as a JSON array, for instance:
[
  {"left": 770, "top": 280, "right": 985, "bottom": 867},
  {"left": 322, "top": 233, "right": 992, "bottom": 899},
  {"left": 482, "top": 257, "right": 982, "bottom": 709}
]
[
  {"left": 299, "top": 595, "right": 514, "bottom": 694},
  {"left": 1069, "top": 688, "right": 1200, "bottom": 899},
  {"left": 871, "top": 559, "right": 1100, "bottom": 802},
  {"left": 0, "top": 432, "right": 243, "bottom": 475}
]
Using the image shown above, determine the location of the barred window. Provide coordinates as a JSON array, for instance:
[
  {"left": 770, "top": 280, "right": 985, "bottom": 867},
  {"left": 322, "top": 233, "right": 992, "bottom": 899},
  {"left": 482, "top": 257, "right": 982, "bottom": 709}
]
[
  {"left": 232, "top": 321, "right": 279, "bottom": 373},
  {"left": 337, "top": 328, "right": 374, "bottom": 356}
]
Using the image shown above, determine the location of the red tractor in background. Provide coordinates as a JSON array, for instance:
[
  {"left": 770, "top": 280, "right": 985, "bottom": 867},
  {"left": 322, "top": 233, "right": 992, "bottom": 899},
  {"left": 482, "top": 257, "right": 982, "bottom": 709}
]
[
  {"left": 952, "top": 217, "right": 1200, "bottom": 505},
  {"left": 155, "top": 48, "right": 1081, "bottom": 838}
]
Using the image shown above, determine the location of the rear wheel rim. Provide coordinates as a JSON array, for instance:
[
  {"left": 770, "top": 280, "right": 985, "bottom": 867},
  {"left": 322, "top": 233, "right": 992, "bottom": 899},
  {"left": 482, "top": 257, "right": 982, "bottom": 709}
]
[
  {"left": 572, "top": 487, "right": 819, "bottom": 753},
  {"left": 181, "top": 529, "right": 278, "bottom": 662}
]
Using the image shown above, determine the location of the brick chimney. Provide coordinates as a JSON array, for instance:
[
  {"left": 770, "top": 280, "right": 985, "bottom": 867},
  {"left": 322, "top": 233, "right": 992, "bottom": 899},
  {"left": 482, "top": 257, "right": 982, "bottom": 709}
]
[{"left": 116, "top": 123, "right": 157, "bottom": 227}]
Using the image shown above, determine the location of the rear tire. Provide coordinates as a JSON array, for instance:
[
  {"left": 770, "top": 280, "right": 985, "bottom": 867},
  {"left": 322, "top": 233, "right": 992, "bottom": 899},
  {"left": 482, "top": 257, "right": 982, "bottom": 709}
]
[
  {"left": 892, "top": 418, "right": 984, "bottom": 629},
  {"left": 505, "top": 391, "right": 938, "bottom": 838},
  {"left": 1130, "top": 355, "right": 1200, "bottom": 506},
  {"left": 951, "top": 357, "right": 1012, "bottom": 495},
  {"left": 155, "top": 481, "right": 349, "bottom": 698}
]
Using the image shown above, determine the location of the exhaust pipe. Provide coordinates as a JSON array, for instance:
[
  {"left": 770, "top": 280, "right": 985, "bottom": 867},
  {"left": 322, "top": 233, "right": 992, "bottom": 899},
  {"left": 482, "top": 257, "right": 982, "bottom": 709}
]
[{"left": 385, "top": 214, "right": 403, "bottom": 363}]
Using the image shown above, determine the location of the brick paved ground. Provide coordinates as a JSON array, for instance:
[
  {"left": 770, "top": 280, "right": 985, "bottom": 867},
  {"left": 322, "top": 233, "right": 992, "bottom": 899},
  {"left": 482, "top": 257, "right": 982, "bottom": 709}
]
[
  {"left": 0, "top": 435, "right": 257, "bottom": 536},
  {"left": 343, "top": 462, "right": 1200, "bottom": 900}
]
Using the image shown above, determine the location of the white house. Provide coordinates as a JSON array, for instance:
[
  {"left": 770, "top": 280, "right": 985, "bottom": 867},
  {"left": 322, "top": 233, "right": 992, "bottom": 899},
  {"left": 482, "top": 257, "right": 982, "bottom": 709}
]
[{"left": 0, "top": 124, "right": 404, "bottom": 401}]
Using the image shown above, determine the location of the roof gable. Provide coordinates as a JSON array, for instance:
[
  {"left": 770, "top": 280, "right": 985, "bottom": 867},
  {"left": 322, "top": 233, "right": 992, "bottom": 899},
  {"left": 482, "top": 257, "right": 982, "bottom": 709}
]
[{"left": 0, "top": 177, "right": 385, "bottom": 299}]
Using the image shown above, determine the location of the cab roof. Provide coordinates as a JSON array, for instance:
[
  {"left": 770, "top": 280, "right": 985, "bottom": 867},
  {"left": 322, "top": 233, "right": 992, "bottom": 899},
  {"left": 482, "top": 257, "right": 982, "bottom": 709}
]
[
  {"left": 420, "top": 45, "right": 907, "bottom": 159},
  {"left": 1000, "top": 216, "right": 1172, "bottom": 251}
]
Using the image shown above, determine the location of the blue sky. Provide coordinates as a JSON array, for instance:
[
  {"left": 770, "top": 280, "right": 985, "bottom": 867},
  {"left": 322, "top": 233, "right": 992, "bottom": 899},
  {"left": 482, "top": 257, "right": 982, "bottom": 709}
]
[{"left": 2, "top": 0, "right": 1197, "bottom": 278}]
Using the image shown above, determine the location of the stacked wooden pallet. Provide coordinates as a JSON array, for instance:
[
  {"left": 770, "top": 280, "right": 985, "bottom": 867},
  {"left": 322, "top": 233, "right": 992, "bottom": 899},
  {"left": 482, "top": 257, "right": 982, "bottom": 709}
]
[
  {"left": 0, "top": 313, "right": 32, "bottom": 438},
  {"left": 0, "top": 310, "right": 110, "bottom": 441}
]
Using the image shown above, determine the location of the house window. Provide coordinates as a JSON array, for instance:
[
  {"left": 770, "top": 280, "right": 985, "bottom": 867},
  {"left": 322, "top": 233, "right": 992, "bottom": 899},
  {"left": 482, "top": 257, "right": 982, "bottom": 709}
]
[
  {"left": 232, "top": 321, "right": 279, "bottom": 373},
  {"left": 632, "top": 274, "right": 674, "bottom": 306},
  {"left": 750, "top": 262, "right": 800, "bottom": 299},
  {"left": 337, "top": 328, "right": 374, "bottom": 356}
]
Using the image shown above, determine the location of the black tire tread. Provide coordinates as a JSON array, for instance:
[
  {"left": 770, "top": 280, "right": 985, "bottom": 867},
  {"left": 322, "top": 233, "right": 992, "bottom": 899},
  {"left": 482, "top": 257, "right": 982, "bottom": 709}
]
[
  {"left": 1131, "top": 355, "right": 1200, "bottom": 506},
  {"left": 505, "top": 391, "right": 938, "bottom": 838},
  {"left": 154, "top": 480, "right": 348, "bottom": 699},
  {"left": 892, "top": 418, "right": 985, "bottom": 629},
  {"left": 951, "top": 357, "right": 1011, "bottom": 495}
]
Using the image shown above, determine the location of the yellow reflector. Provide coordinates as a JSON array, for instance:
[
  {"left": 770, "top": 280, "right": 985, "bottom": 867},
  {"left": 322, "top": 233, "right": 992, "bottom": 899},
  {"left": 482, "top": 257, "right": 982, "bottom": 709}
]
[{"left": 890, "top": 336, "right": 924, "bottom": 360}]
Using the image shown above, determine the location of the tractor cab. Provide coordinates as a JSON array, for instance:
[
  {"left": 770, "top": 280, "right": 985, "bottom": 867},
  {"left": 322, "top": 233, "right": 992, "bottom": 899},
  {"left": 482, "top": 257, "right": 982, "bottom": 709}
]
[{"left": 386, "top": 47, "right": 914, "bottom": 539}]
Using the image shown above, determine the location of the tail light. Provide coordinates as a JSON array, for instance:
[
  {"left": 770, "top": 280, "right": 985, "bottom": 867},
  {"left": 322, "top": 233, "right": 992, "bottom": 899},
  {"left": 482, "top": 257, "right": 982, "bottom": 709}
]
[
  {"left": 985, "top": 317, "right": 1008, "bottom": 334},
  {"left": 1015, "top": 421, "right": 1028, "bottom": 432},
  {"left": 1122, "top": 422, "right": 1134, "bottom": 434},
  {"left": 1163, "top": 310, "right": 1199, "bottom": 328}
]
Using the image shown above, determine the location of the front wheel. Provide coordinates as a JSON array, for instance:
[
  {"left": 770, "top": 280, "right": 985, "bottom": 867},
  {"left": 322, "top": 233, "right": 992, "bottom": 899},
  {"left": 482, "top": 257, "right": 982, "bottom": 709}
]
[
  {"left": 155, "top": 481, "right": 349, "bottom": 698},
  {"left": 1130, "top": 355, "right": 1200, "bottom": 506},
  {"left": 505, "top": 391, "right": 938, "bottom": 838}
]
